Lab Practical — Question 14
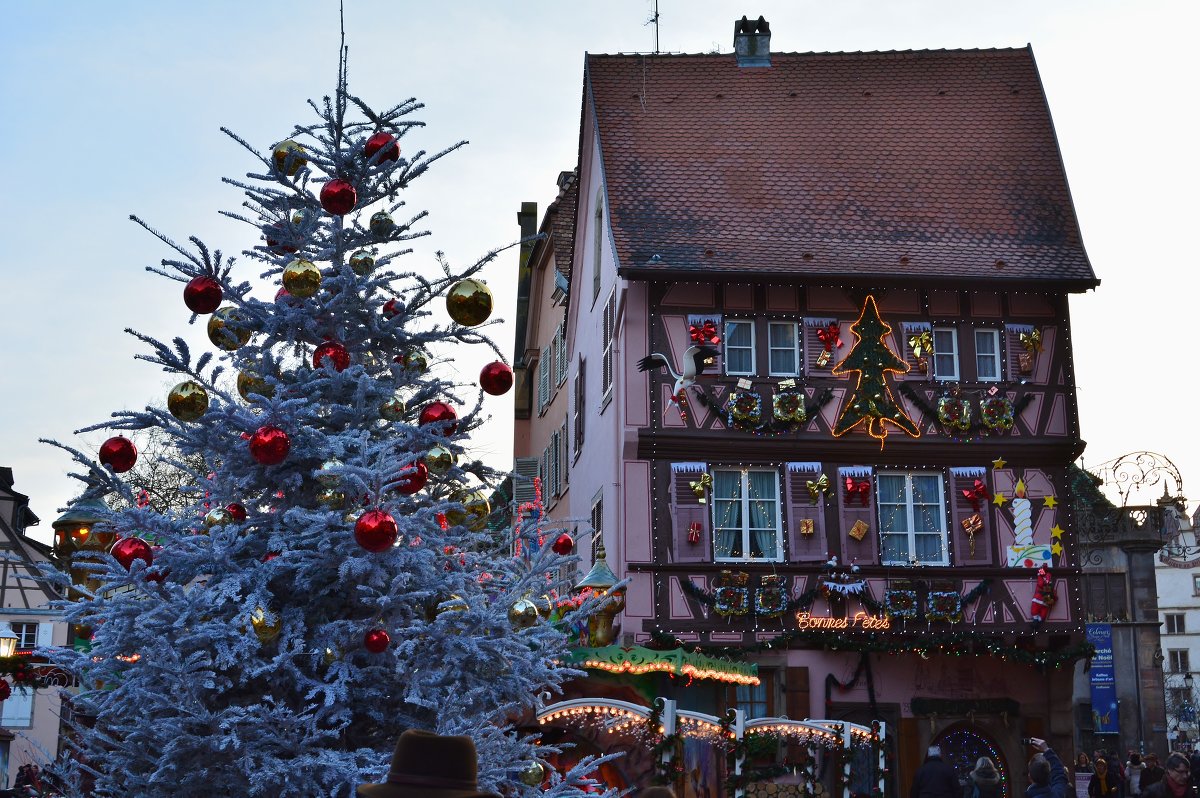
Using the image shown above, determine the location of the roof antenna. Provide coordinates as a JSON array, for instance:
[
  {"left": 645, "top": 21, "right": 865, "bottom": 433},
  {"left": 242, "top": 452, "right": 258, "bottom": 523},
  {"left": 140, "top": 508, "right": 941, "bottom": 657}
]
[{"left": 645, "top": 0, "right": 660, "bottom": 54}]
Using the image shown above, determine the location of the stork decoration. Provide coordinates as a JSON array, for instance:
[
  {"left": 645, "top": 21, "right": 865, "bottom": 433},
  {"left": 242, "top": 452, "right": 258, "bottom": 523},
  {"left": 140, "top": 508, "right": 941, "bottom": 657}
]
[{"left": 637, "top": 345, "right": 720, "bottom": 409}]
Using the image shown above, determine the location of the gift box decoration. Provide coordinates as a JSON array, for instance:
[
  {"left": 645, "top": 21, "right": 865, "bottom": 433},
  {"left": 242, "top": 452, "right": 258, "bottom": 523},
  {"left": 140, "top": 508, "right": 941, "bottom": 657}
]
[{"left": 848, "top": 519, "right": 869, "bottom": 541}]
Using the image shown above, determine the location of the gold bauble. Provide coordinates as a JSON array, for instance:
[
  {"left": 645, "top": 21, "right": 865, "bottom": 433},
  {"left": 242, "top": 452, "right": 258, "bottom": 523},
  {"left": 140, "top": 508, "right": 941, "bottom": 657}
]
[
  {"left": 291, "top": 209, "right": 312, "bottom": 226},
  {"left": 518, "top": 762, "right": 546, "bottom": 787},
  {"left": 424, "top": 446, "right": 456, "bottom": 476},
  {"left": 369, "top": 211, "right": 395, "bottom": 237},
  {"left": 316, "top": 488, "right": 345, "bottom": 509},
  {"left": 237, "top": 371, "right": 275, "bottom": 401},
  {"left": 400, "top": 350, "right": 428, "bottom": 374},
  {"left": 204, "top": 508, "right": 233, "bottom": 529},
  {"left": 439, "top": 595, "right": 469, "bottom": 615},
  {"left": 250, "top": 607, "right": 281, "bottom": 643},
  {"left": 445, "top": 278, "right": 493, "bottom": 326},
  {"left": 444, "top": 491, "right": 490, "bottom": 532},
  {"left": 508, "top": 598, "right": 540, "bottom": 630},
  {"left": 272, "top": 139, "right": 307, "bottom": 176},
  {"left": 207, "top": 306, "right": 253, "bottom": 351},
  {"left": 167, "top": 380, "right": 209, "bottom": 422},
  {"left": 349, "top": 250, "right": 375, "bottom": 276},
  {"left": 282, "top": 259, "right": 322, "bottom": 299},
  {"left": 316, "top": 459, "right": 343, "bottom": 487},
  {"left": 380, "top": 394, "right": 407, "bottom": 421}
]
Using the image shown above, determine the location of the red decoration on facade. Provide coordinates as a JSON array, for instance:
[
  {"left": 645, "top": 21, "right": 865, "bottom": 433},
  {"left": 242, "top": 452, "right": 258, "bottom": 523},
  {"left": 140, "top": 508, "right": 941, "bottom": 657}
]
[
  {"left": 962, "top": 479, "right": 992, "bottom": 512},
  {"left": 1030, "top": 565, "right": 1056, "bottom": 624},
  {"left": 689, "top": 320, "right": 720, "bottom": 345},
  {"left": 844, "top": 476, "right": 871, "bottom": 507},
  {"left": 816, "top": 322, "right": 842, "bottom": 352},
  {"left": 687, "top": 522, "right": 702, "bottom": 545}
]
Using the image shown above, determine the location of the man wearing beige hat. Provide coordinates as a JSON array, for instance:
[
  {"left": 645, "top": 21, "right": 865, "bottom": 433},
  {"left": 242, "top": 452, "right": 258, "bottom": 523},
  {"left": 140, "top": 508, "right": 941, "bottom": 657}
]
[{"left": 358, "top": 730, "right": 503, "bottom": 798}]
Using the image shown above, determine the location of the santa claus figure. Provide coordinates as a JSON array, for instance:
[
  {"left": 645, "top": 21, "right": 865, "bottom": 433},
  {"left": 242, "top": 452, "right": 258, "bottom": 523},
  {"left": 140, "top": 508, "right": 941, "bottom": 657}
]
[{"left": 1030, "top": 565, "right": 1056, "bottom": 625}]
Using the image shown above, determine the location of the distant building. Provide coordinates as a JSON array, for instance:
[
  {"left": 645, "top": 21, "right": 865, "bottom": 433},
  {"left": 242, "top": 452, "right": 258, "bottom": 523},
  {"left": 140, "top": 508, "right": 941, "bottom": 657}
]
[
  {"left": 0, "top": 467, "right": 66, "bottom": 788},
  {"left": 1154, "top": 500, "right": 1200, "bottom": 749}
]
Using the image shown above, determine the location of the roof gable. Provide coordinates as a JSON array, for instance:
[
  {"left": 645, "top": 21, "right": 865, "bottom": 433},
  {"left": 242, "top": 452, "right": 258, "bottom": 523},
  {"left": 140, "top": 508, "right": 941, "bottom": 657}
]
[{"left": 585, "top": 47, "right": 1097, "bottom": 289}]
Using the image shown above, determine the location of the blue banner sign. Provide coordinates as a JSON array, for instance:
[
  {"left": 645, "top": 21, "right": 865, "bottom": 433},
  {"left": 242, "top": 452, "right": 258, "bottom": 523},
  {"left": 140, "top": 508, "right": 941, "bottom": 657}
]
[{"left": 1087, "top": 623, "right": 1119, "bottom": 734}]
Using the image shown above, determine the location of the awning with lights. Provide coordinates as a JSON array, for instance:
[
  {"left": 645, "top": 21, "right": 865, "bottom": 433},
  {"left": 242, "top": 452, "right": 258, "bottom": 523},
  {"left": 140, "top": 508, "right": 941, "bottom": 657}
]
[{"left": 566, "top": 645, "right": 759, "bottom": 685}]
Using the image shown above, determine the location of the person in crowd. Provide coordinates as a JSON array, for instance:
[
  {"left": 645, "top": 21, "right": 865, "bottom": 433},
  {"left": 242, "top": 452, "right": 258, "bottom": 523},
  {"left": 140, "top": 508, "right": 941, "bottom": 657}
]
[
  {"left": 1091, "top": 758, "right": 1124, "bottom": 798},
  {"left": 911, "top": 745, "right": 961, "bottom": 798},
  {"left": 1142, "top": 754, "right": 1166, "bottom": 793},
  {"left": 1078, "top": 755, "right": 1095, "bottom": 774},
  {"left": 1027, "top": 737, "right": 1068, "bottom": 798},
  {"left": 356, "top": 729, "right": 501, "bottom": 798},
  {"left": 1140, "top": 752, "right": 1192, "bottom": 798},
  {"left": 1127, "top": 753, "right": 1146, "bottom": 797},
  {"left": 964, "top": 757, "right": 1002, "bottom": 798},
  {"left": 1189, "top": 749, "right": 1200, "bottom": 795}
]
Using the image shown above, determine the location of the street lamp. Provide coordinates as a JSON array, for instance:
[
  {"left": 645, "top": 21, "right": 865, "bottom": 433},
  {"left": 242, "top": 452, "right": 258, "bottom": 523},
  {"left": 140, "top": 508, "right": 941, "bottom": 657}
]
[
  {"left": 0, "top": 622, "right": 19, "bottom": 659},
  {"left": 52, "top": 496, "right": 113, "bottom": 651},
  {"left": 573, "top": 542, "right": 625, "bottom": 647}
]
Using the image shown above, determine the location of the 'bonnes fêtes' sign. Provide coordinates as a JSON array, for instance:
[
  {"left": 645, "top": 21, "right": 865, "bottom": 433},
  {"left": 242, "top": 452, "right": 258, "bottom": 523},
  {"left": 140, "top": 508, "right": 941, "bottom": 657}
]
[{"left": 796, "top": 611, "right": 891, "bottom": 631}]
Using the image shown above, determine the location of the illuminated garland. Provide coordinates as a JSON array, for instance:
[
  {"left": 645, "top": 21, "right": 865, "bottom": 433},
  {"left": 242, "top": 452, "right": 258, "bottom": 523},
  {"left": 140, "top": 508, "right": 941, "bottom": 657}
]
[
  {"left": 646, "top": 701, "right": 685, "bottom": 785},
  {"left": 0, "top": 656, "right": 44, "bottom": 688},
  {"left": 899, "top": 383, "right": 1034, "bottom": 439},
  {"left": 649, "top": 628, "right": 1094, "bottom": 667}
]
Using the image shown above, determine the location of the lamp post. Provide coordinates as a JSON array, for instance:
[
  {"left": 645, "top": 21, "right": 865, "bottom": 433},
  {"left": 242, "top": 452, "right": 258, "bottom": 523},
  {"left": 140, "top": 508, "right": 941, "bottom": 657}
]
[
  {"left": 0, "top": 622, "right": 19, "bottom": 659},
  {"left": 573, "top": 543, "right": 625, "bottom": 647},
  {"left": 52, "top": 496, "right": 113, "bottom": 651}
]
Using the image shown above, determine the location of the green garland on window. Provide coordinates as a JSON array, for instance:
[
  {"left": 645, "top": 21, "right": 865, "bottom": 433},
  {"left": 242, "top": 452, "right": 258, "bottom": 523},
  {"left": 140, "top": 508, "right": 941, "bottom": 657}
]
[{"left": 898, "top": 383, "right": 1033, "bottom": 438}]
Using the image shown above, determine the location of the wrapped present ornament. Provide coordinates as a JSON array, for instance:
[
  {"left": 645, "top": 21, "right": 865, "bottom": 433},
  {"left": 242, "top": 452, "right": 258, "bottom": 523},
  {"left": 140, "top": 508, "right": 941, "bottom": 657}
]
[
  {"left": 814, "top": 322, "right": 842, "bottom": 369},
  {"left": 908, "top": 329, "right": 934, "bottom": 375},
  {"left": 687, "top": 521, "right": 702, "bottom": 545},
  {"left": 799, "top": 518, "right": 815, "bottom": 536},
  {"left": 961, "top": 512, "right": 984, "bottom": 555},
  {"left": 1017, "top": 352, "right": 1034, "bottom": 375},
  {"left": 848, "top": 519, "right": 869, "bottom": 541}
]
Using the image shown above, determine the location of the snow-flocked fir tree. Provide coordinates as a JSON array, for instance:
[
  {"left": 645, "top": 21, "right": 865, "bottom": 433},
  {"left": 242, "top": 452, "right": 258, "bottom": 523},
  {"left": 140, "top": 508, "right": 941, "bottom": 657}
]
[{"left": 41, "top": 47, "right": 616, "bottom": 798}]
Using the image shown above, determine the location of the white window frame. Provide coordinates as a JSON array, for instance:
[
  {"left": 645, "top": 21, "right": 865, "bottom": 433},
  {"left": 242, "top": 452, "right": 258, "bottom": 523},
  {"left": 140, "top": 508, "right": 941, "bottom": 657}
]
[
  {"left": 13, "top": 622, "right": 38, "bottom": 650},
  {"left": 767, "top": 321, "right": 801, "bottom": 377},
  {"left": 1166, "top": 614, "right": 1187, "bottom": 635},
  {"left": 592, "top": 198, "right": 604, "bottom": 304},
  {"left": 877, "top": 471, "right": 950, "bottom": 566},
  {"left": 1194, "top": 574, "right": 1200, "bottom": 597},
  {"left": 932, "top": 327, "right": 959, "bottom": 381},
  {"left": 712, "top": 468, "right": 783, "bottom": 562},
  {"left": 1169, "top": 649, "right": 1191, "bottom": 673},
  {"left": 724, "top": 320, "right": 756, "bottom": 377},
  {"left": 974, "top": 328, "right": 1001, "bottom": 382},
  {"left": 0, "top": 685, "right": 33, "bottom": 727}
]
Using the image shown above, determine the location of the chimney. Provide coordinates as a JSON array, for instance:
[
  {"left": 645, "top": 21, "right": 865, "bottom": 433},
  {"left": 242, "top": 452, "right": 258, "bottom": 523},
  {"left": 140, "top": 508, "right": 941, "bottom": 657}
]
[{"left": 733, "top": 15, "right": 771, "bottom": 67}]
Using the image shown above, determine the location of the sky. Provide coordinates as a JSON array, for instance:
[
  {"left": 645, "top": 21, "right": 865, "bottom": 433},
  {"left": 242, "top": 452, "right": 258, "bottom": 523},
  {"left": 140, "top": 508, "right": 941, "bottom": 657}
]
[{"left": 2, "top": 0, "right": 1198, "bottom": 544}]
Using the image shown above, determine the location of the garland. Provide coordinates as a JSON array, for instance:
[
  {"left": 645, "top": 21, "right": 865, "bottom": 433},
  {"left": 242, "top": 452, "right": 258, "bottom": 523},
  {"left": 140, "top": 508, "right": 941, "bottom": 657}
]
[
  {"left": 649, "top": 628, "right": 1095, "bottom": 668},
  {"left": 646, "top": 700, "right": 685, "bottom": 785},
  {"left": 899, "top": 383, "right": 1034, "bottom": 439},
  {"left": 0, "top": 656, "right": 43, "bottom": 688},
  {"left": 682, "top": 578, "right": 883, "bottom": 617},
  {"left": 718, "top": 389, "right": 835, "bottom": 437},
  {"left": 718, "top": 714, "right": 791, "bottom": 793}
]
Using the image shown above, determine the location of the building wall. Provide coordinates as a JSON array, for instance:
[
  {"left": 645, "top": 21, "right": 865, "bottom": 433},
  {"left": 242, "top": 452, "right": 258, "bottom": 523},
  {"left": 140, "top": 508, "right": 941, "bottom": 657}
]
[{"left": 1157, "top": 519, "right": 1200, "bottom": 749}]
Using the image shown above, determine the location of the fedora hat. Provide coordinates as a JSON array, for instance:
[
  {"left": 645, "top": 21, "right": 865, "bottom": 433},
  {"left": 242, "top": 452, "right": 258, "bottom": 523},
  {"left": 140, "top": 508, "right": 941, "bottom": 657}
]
[{"left": 358, "top": 730, "right": 501, "bottom": 798}]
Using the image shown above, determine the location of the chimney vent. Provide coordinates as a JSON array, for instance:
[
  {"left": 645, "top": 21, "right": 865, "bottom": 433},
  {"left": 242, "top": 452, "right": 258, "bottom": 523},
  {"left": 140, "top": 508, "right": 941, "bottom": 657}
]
[{"left": 734, "top": 15, "right": 771, "bottom": 68}]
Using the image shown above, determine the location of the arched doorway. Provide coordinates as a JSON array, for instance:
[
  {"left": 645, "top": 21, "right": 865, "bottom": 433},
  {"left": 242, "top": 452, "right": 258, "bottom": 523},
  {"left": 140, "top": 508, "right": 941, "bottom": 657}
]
[{"left": 934, "top": 725, "right": 1010, "bottom": 798}]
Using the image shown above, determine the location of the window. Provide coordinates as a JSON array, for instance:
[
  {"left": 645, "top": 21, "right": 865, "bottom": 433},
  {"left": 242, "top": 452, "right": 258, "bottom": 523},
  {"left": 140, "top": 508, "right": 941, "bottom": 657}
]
[
  {"left": 1169, "top": 649, "right": 1191, "bottom": 674},
  {"left": 768, "top": 322, "right": 801, "bottom": 376},
  {"left": 974, "top": 329, "right": 1001, "bottom": 382},
  {"left": 592, "top": 200, "right": 604, "bottom": 303},
  {"left": 1167, "top": 614, "right": 1188, "bottom": 635},
  {"left": 712, "top": 469, "right": 781, "bottom": 561},
  {"left": 573, "top": 359, "right": 585, "bottom": 457},
  {"left": 556, "top": 323, "right": 568, "bottom": 387},
  {"left": 724, "top": 320, "right": 755, "bottom": 376},
  {"left": 13, "top": 622, "right": 38, "bottom": 649},
  {"left": 601, "top": 293, "right": 615, "bottom": 407},
  {"left": 1192, "top": 575, "right": 1200, "bottom": 596},
  {"left": 0, "top": 686, "right": 33, "bottom": 727},
  {"left": 933, "top": 327, "right": 959, "bottom": 381},
  {"left": 878, "top": 472, "right": 948, "bottom": 565},
  {"left": 729, "top": 670, "right": 776, "bottom": 720}
]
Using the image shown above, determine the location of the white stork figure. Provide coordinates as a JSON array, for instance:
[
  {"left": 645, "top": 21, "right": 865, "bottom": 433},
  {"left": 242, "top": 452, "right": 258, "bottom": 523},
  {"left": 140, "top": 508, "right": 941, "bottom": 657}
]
[{"left": 637, "top": 345, "right": 720, "bottom": 407}]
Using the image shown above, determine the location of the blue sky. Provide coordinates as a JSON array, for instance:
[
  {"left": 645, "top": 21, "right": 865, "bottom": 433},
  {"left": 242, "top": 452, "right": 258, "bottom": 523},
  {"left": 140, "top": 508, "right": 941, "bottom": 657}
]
[{"left": 2, "top": 0, "right": 1197, "bottom": 542}]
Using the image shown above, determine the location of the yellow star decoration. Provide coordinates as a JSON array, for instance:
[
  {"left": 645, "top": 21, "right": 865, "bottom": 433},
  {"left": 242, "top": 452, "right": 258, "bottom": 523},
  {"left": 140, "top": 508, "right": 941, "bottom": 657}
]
[
  {"left": 1043, "top": 495, "right": 1058, "bottom": 509},
  {"left": 992, "top": 492, "right": 1008, "bottom": 507},
  {"left": 992, "top": 457, "right": 1007, "bottom": 470},
  {"left": 1051, "top": 524, "right": 1065, "bottom": 540},
  {"left": 1052, "top": 541, "right": 1063, "bottom": 556}
]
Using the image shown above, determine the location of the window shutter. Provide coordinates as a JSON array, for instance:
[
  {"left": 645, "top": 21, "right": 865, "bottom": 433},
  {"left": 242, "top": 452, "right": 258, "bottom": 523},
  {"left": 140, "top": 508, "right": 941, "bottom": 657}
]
[
  {"left": 35, "top": 622, "right": 53, "bottom": 648},
  {"left": 949, "top": 467, "right": 992, "bottom": 565},
  {"left": 1006, "top": 323, "right": 1033, "bottom": 382},
  {"left": 602, "top": 296, "right": 615, "bottom": 397},
  {"left": 803, "top": 317, "right": 840, "bottom": 374},
  {"left": 573, "top": 362, "right": 585, "bottom": 454},
  {"left": 538, "top": 346, "right": 551, "bottom": 413},
  {"left": 837, "top": 466, "right": 878, "bottom": 562},
  {"left": 670, "top": 462, "right": 709, "bottom": 563},
  {"left": 687, "top": 313, "right": 723, "bottom": 371},
  {"left": 900, "top": 321, "right": 933, "bottom": 381},
  {"left": 784, "top": 462, "right": 828, "bottom": 562},
  {"left": 550, "top": 431, "right": 561, "bottom": 497},
  {"left": 783, "top": 667, "right": 810, "bottom": 762},
  {"left": 513, "top": 457, "right": 539, "bottom": 505},
  {"left": 557, "top": 323, "right": 569, "bottom": 386}
]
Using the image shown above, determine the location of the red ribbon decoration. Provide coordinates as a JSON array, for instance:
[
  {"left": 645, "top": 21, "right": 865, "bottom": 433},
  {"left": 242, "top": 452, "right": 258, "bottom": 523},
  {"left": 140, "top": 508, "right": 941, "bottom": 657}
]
[
  {"left": 817, "top": 323, "right": 842, "bottom": 352},
  {"left": 687, "top": 522, "right": 702, "bottom": 544},
  {"left": 844, "top": 476, "right": 871, "bottom": 507},
  {"left": 962, "top": 479, "right": 992, "bottom": 512},
  {"left": 689, "top": 321, "right": 720, "bottom": 345}
]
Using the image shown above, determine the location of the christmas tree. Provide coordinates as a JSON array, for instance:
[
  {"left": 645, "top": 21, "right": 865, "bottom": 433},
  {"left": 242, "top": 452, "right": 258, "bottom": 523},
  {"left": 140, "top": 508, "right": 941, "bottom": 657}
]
[
  {"left": 830, "top": 295, "right": 921, "bottom": 445},
  {"left": 41, "top": 47, "right": 614, "bottom": 798}
]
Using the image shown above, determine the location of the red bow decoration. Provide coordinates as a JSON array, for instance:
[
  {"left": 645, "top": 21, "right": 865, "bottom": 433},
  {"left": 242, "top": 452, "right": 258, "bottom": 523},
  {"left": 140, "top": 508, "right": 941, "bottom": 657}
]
[
  {"left": 688, "top": 522, "right": 702, "bottom": 544},
  {"left": 689, "top": 321, "right": 720, "bottom": 345},
  {"left": 962, "top": 479, "right": 992, "bottom": 512},
  {"left": 844, "top": 476, "right": 871, "bottom": 507},
  {"left": 817, "top": 323, "right": 842, "bottom": 352}
]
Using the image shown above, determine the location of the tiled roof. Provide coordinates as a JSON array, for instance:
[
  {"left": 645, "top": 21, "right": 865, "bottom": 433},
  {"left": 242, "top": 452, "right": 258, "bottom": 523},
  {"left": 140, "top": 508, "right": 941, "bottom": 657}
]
[
  {"left": 586, "top": 48, "right": 1097, "bottom": 289},
  {"left": 548, "top": 171, "right": 578, "bottom": 277}
]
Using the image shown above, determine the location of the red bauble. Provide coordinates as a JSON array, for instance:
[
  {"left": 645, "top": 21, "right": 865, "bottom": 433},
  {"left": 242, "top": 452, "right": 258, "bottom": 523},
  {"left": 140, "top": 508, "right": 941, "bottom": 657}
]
[
  {"left": 552, "top": 532, "right": 575, "bottom": 556},
  {"left": 382, "top": 299, "right": 402, "bottom": 318},
  {"left": 145, "top": 545, "right": 168, "bottom": 583},
  {"left": 313, "top": 340, "right": 351, "bottom": 371},
  {"left": 396, "top": 462, "right": 428, "bottom": 495},
  {"left": 364, "top": 132, "right": 400, "bottom": 163},
  {"left": 418, "top": 402, "right": 458, "bottom": 435},
  {"left": 183, "top": 276, "right": 222, "bottom": 314},
  {"left": 320, "top": 179, "right": 357, "bottom": 216},
  {"left": 355, "top": 509, "right": 398, "bottom": 553},
  {"left": 99, "top": 436, "right": 138, "bottom": 473},
  {"left": 110, "top": 537, "right": 153, "bottom": 571},
  {"left": 364, "top": 628, "right": 391, "bottom": 653},
  {"left": 479, "top": 361, "right": 514, "bottom": 396},
  {"left": 249, "top": 425, "right": 290, "bottom": 465},
  {"left": 226, "top": 503, "right": 248, "bottom": 522}
]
